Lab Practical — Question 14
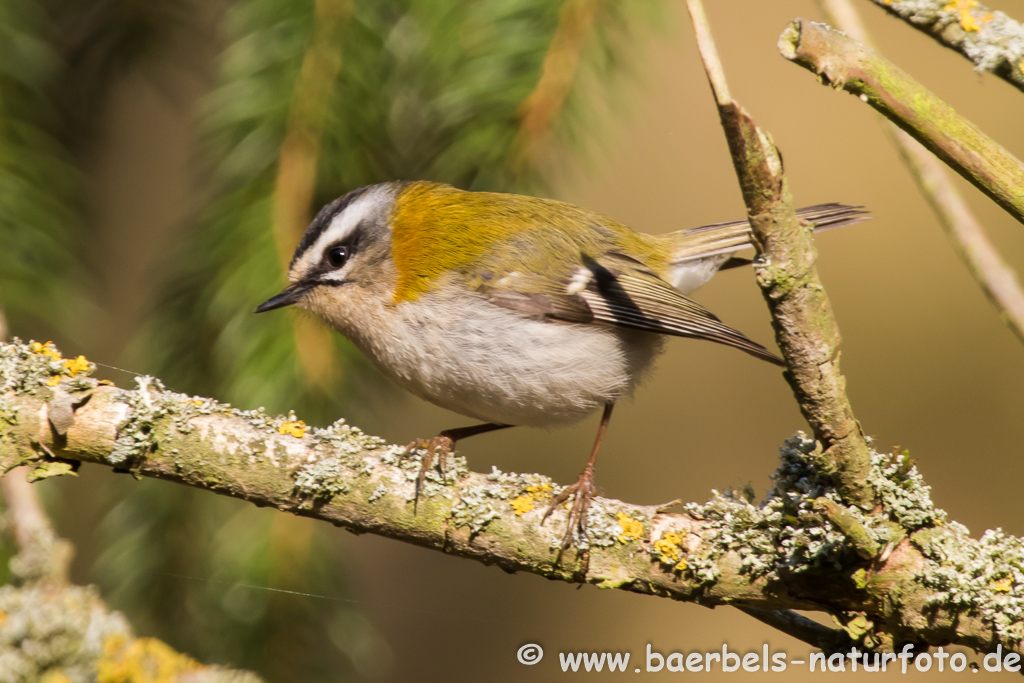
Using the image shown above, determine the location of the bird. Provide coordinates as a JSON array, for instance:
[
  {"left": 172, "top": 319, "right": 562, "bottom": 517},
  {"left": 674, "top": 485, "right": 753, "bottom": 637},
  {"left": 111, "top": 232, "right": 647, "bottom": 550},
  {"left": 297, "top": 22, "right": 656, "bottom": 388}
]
[{"left": 256, "top": 180, "right": 865, "bottom": 553}]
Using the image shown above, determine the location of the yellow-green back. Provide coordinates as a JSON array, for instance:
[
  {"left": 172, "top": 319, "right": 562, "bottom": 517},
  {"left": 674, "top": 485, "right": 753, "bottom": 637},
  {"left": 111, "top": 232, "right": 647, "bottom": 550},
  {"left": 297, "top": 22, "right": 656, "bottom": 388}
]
[{"left": 389, "top": 181, "right": 668, "bottom": 302}]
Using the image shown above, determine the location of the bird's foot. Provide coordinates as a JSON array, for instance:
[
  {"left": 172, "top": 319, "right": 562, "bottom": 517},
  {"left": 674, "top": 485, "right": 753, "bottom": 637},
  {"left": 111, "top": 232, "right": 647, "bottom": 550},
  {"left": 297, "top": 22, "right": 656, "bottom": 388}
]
[
  {"left": 543, "top": 465, "right": 599, "bottom": 563},
  {"left": 403, "top": 435, "right": 455, "bottom": 502}
]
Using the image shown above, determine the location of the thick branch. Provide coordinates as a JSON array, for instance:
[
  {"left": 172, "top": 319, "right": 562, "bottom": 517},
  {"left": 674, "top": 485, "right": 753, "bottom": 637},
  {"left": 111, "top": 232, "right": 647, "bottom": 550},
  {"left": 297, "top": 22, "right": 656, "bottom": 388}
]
[
  {"left": 687, "top": 0, "right": 875, "bottom": 509},
  {"left": 1, "top": 340, "right": 1020, "bottom": 655},
  {"left": 820, "top": 0, "right": 1024, "bottom": 345},
  {"left": 865, "top": 0, "right": 1024, "bottom": 95},
  {"left": 779, "top": 18, "right": 1024, "bottom": 227}
]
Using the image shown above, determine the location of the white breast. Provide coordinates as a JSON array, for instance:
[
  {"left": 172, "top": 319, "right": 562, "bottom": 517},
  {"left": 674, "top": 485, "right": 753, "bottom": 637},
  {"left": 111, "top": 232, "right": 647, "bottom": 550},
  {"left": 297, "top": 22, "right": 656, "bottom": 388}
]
[{"left": 334, "top": 285, "right": 663, "bottom": 428}]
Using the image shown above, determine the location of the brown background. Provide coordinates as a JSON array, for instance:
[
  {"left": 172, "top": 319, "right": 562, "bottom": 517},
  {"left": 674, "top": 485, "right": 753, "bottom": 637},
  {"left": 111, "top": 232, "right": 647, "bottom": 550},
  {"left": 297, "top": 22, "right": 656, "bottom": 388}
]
[{"left": 64, "top": 0, "right": 1024, "bottom": 679}]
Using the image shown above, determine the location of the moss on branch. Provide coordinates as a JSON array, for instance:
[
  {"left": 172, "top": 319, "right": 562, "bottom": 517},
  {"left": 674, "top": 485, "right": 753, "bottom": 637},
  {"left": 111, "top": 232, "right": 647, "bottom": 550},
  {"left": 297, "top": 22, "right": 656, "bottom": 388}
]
[{"left": 779, "top": 18, "right": 1024, "bottom": 227}]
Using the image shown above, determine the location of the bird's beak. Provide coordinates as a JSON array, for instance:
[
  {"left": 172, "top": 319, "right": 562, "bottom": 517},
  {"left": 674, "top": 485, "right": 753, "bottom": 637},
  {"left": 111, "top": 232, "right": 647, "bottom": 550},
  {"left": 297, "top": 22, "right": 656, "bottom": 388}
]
[{"left": 255, "top": 283, "right": 311, "bottom": 313}]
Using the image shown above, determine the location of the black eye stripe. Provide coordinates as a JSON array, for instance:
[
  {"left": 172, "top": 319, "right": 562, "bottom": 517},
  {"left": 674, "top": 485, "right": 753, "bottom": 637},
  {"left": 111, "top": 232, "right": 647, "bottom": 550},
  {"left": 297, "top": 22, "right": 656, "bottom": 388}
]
[{"left": 291, "top": 186, "right": 371, "bottom": 269}]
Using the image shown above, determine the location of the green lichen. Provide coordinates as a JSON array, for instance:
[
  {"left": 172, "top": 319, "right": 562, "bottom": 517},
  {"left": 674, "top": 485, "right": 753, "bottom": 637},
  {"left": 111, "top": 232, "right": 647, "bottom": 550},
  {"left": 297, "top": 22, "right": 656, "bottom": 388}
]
[
  {"left": 866, "top": 448, "right": 945, "bottom": 529},
  {"left": 0, "top": 339, "right": 69, "bottom": 395},
  {"left": 914, "top": 524, "right": 1024, "bottom": 645},
  {"left": 292, "top": 455, "right": 351, "bottom": 502},
  {"left": 0, "top": 581, "right": 264, "bottom": 682},
  {"left": 0, "top": 582, "right": 130, "bottom": 683},
  {"left": 574, "top": 498, "right": 634, "bottom": 551},
  {"left": 367, "top": 484, "right": 388, "bottom": 503},
  {"left": 108, "top": 376, "right": 168, "bottom": 466},
  {"left": 449, "top": 484, "right": 502, "bottom": 536},
  {"left": 884, "top": 0, "right": 1024, "bottom": 79},
  {"left": 663, "top": 433, "right": 933, "bottom": 586}
]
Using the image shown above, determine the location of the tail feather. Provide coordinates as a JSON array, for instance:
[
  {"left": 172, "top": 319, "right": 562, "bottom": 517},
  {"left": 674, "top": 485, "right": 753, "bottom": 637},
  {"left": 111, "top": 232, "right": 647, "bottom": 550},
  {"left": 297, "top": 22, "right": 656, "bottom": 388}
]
[{"left": 665, "top": 203, "right": 869, "bottom": 266}]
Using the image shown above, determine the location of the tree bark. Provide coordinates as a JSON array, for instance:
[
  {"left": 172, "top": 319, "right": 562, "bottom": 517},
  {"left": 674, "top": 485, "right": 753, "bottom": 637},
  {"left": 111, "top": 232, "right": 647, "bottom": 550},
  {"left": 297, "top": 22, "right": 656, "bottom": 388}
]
[{"left": 1, "top": 340, "right": 1021, "bottom": 655}]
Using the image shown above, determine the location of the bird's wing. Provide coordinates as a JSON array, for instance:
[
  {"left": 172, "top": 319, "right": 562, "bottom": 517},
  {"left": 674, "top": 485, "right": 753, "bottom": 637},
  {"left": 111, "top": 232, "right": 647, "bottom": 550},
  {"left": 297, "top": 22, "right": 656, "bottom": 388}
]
[{"left": 476, "top": 250, "right": 783, "bottom": 366}]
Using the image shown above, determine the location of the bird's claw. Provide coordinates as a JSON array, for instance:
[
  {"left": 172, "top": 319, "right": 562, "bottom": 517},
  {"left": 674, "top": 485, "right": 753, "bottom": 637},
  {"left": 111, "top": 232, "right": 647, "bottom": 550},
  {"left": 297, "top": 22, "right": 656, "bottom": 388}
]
[
  {"left": 403, "top": 435, "right": 455, "bottom": 503},
  {"left": 543, "top": 465, "right": 599, "bottom": 563}
]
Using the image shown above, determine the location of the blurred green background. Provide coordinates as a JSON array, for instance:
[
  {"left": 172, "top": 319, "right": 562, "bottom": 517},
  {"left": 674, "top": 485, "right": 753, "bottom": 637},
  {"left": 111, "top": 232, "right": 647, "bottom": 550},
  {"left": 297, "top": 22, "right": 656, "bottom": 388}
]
[{"left": 2, "top": 0, "right": 1024, "bottom": 680}]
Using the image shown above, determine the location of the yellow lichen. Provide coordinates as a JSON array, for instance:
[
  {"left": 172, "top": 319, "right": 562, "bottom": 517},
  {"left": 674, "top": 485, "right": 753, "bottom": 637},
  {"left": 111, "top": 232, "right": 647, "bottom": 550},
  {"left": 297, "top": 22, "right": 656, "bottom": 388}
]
[
  {"left": 31, "top": 340, "right": 62, "bottom": 360},
  {"left": 278, "top": 420, "right": 307, "bottom": 438},
  {"left": 525, "top": 483, "right": 552, "bottom": 497},
  {"left": 944, "top": 0, "right": 981, "bottom": 31},
  {"left": 97, "top": 634, "right": 203, "bottom": 683},
  {"left": 959, "top": 9, "right": 980, "bottom": 30},
  {"left": 47, "top": 375, "right": 61, "bottom": 387},
  {"left": 989, "top": 577, "right": 1013, "bottom": 593},
  {"left": 63, "top": 355, "right": 90, "bottom": 377},
  {"left": 616, "top": 511, "right": 644, "bottom": 543},
  {"left": 653, "top": 531, "right": 683, "bottom": 563},
  {"left": 40, "top": 672, "right": 72, "bottom": 683},
  {"left": 511, "top": 495, "right": 536, "bottom": 516}
]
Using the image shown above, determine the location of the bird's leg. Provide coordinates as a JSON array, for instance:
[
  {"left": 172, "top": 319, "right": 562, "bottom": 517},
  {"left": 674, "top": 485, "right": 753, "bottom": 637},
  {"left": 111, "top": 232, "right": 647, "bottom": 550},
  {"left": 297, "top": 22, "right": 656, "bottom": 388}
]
[
  {"left": 405, "top": 423, "right": 512, "bottom": 500},
  {"left": 543, "top": 402, "right": 615, "bottom": 559}
]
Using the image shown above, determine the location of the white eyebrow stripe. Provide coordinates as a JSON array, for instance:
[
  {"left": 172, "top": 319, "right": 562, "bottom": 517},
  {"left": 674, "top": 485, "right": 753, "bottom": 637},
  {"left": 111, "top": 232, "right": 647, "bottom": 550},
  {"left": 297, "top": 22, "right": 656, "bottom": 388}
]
[
  {"left": 314, "top": 194, "right": 378, "bottom": 250},
  {"left": 289, "top": 188, "right": 388, "bottom": 281}
]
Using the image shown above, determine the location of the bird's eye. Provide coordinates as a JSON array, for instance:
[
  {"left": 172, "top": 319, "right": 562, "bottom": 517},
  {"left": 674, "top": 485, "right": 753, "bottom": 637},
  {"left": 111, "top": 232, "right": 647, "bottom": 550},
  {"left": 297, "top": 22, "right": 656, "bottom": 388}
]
[{"left": 326, "top": 245, "right": 349, "bottom": 268}]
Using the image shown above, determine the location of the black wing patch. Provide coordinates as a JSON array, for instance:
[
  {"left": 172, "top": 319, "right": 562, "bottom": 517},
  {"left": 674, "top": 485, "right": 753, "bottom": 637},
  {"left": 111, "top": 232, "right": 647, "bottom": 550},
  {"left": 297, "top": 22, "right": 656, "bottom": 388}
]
[{"left": 479, "top": 252, "right": 783, "bottom": 366}]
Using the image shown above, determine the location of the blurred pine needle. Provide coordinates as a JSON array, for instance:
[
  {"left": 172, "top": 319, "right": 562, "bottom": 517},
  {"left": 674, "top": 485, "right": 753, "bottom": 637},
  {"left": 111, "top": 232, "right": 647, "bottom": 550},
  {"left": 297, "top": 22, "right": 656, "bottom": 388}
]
[{"left": 0, "top": 0, "right": 665, "bottom": 679}]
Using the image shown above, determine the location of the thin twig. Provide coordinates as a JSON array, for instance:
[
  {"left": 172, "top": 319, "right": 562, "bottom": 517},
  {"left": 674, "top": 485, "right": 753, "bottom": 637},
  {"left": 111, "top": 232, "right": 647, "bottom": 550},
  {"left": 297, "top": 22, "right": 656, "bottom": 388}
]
[
  {"left": 686, "top": 0, "right": 730, "bottom": 105},
  {"left": 819, "top": 0, "right": 1024, "bottom": 346},
  {"left": 737, "top": 607, "right": 857, "bottom": 654},
  {"left": 685, "top": 0, "right": 875, "bottom": 509},
  {"left": 779, "top": 18, "right": 1024, "bottom": 227}
]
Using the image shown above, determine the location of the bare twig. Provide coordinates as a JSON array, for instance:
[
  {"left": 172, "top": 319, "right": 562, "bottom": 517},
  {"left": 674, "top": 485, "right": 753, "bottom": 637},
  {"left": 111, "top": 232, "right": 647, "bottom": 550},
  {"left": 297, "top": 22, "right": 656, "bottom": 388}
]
[
  {"left": 865, "top": 0, "right": 1024, "bottom": 95},
  {"left": 685, "top": 0, "right": 875, "bottom": 509},
  {"left": 779, "top": 19, "right": 1024, "bottom": 227},
  {"left": 737, "top": 607, "right": 857, "bottom": 654},
  {"left": 820, "top": 0, "right": 1024, "bottom": 345}
]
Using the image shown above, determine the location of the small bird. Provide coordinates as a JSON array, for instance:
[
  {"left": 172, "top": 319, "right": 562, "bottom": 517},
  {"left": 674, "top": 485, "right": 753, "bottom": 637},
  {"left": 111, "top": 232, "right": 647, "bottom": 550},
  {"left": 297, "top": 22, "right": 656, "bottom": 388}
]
[{"left": 256, "top": 180, "right": 864, "bottom": 551}]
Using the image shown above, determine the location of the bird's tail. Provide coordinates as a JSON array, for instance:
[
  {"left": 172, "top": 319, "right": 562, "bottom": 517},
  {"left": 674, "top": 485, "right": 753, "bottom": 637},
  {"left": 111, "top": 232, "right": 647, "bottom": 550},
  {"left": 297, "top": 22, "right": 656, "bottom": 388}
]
[{"left": 663, "top": 203, "right": 869, "bottom": 267}]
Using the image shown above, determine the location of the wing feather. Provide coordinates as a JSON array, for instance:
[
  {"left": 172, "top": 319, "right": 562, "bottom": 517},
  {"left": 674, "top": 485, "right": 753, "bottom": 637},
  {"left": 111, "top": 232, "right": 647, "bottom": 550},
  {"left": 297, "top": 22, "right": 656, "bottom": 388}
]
[{"left": 478, "top": 252, "right": 783, "bottom": 366}]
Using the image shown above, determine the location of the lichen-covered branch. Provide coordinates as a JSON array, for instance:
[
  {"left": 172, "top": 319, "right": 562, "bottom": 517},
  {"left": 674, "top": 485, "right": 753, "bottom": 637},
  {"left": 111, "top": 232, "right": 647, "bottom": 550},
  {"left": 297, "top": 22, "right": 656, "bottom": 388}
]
[
  {"left": 0, "top": 441, "right": 263, "bottom": 682},
  {"left": 779, "top": 18, "right": 1024, "bottom": 227},
  {"left": 865, "top": 0, "right": 1024, "bottom": 95},
  {"left": 1, "top": 339, "right": 1021, "bottom": 656},
  {"left": 686, "top": 0, "right": 875, "bottom": 510},
  {"left": 819, "top": 0, "right": 1024, "bottom": 346},
  {"left": 1, "top": 467, "right": 73, "bottom": 586}
]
